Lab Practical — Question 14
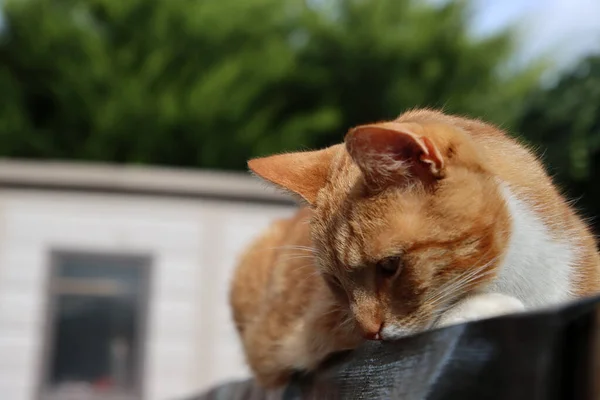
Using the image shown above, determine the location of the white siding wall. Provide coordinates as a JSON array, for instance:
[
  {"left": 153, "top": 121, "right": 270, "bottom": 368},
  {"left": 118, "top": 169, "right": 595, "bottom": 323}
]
[{"left": 0, "top": 189, "right": 295, "bottom": 400}]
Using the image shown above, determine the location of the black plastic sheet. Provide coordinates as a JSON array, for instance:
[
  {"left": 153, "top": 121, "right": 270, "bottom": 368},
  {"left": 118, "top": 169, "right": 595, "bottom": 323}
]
[{"left": 189, "top": 295, "right": 600, "bottom": 400}]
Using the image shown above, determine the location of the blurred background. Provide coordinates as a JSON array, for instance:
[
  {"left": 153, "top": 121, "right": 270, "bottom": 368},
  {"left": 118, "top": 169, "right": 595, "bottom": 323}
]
[{"left": 0, "top": 0, "right": 598, "bottom": 399}]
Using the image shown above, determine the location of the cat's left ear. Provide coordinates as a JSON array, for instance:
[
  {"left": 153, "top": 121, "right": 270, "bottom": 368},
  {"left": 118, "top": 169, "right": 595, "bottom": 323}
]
[
  {"left": 248, "top": 146, "right": 338, "bottom": 205},
  {"left": 345, "top": 122, "right": 445, "bottom": 189}
]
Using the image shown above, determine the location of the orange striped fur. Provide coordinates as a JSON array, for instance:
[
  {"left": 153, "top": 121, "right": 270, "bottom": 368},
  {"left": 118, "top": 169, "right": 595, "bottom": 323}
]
[{"left": 230, "top": 109, "right": 600, "bottom": 388}]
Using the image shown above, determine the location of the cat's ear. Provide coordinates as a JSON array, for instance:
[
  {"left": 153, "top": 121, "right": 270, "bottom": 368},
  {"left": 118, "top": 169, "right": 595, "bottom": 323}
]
[
  {"left": 345, "top": 122, "right": 445, "bottom": 189},
  {"left": 248, "top": 146, "right": 338, "bottom": 204}
]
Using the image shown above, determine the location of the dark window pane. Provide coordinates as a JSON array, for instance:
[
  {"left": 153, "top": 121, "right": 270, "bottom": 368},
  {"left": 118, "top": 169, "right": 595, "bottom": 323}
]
[
  {"left": 50, "top": 295, "right": 137, "bottom": 390},
  {"left": 43, "top": 254, "right": 149, "bottom": 399}
]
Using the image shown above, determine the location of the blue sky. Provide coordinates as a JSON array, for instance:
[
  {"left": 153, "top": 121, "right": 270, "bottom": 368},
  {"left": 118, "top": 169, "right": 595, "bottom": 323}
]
[{"left": 471, "top": 0, "right": 600, "bottom": 71}]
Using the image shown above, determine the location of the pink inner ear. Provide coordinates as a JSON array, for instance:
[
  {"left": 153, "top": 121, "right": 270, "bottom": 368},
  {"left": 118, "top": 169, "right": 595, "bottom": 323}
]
[
  {"left": 420, "top": 136, "right": 444, "bottom": 174},
  {"left": 345, "top": 123, "right": 444, "bottom": 188}
]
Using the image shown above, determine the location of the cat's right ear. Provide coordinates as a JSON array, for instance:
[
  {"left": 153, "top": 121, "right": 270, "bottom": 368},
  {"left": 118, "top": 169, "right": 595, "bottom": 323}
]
[{"left": 248, "top": 146, "right": 338, "bottom": 205}]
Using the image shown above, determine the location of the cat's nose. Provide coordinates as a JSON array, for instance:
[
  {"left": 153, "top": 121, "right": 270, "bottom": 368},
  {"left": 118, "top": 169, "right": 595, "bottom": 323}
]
[
  {"left": 361, "top": 323, "right": 383, "bottom": 341},
  {"left": 363, "top": 331, "right": 382, "bottom": 341}
]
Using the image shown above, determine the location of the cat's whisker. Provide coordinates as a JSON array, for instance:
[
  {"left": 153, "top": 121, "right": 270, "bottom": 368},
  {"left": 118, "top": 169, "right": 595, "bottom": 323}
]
[
  {"left": 427, "top": 264, "right": 493, "bottom": 304},
  {"left": 290, "top": 263, "right": 320, "bottom": 274},
  {"left": 425, "top": 258, "right": 498, "bottom": 308},
  {"left": 430, "top": 249, "right": 498, "bottom": 295},
  {"left": 427, "top": 274, "right": 494, "bottom": 312},
  {"left": 245, "top": 247, "right": 321, "bottom": 263},
  {"left": 318, "top": 308, "right": 339, "bottom": 317},
  {"left": 319, "top": 306, "right": 347, "bottom": 318},
  {"left": 423, "top": 258, "right": 490, "bottom": 304},
  {"left": 276, "top": 254, "right": 316, "bottom": 263},
  {"left": 427, "top": 270, "right": 496, "bottom": 310},
  {"left": 423, "top": 266, "right": 485, "bottom": 304},
  {"left": 448, "top": 263, "right": 495, "bottom": 291},
  {"left": 293, "top": 267, "right": 324, "bottom": 287},
  {"left": 270, "top": 245, "right": 318, "bottom": 254},
  {"left": 338, "top": 314, "right": 356, "bottom": 330}
]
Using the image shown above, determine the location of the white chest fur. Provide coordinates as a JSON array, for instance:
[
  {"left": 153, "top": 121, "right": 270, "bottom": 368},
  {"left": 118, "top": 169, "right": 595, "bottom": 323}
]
[{"left": 484, "top": 185, "right": 576, "bottom": 308}]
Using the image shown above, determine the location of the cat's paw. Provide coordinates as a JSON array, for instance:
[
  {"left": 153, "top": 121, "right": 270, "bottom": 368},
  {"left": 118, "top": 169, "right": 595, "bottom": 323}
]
[{"left": 436, "top": 292, "right": 525, "bottom": 328}]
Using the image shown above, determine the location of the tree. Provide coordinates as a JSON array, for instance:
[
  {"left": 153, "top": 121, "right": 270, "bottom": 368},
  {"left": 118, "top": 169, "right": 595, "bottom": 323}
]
[
  {"left": 0, "top": 0, "right": 541, "bottom": 170},
  {"left": 517, "top": 55, "right": 600, "bottom": 231}
]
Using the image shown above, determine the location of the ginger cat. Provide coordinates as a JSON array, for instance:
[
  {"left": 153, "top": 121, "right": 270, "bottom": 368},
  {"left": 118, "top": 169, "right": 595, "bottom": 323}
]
[{"left": 230, "top": 109, "right": 600, "bottom": 388}]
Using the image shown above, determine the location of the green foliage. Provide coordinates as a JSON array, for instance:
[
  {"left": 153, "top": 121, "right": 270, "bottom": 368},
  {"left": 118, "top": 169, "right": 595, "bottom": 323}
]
[
  {"left": 516, "top": 56, "right": 600, "bottom": 229},
  {"left": 0, "top": 0, "right": 540, "bottom": 170}
]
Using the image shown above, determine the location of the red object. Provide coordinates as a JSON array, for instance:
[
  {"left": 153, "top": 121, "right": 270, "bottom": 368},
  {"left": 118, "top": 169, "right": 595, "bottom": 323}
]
[{"left": 93, "top": 376, "right": 113, "bottom": 391}]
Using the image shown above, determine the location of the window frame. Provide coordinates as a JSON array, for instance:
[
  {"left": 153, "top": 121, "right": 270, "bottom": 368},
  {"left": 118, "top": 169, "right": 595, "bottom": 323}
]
[{"left": 37, "top": 250, "right": 153, "bottom": 400}]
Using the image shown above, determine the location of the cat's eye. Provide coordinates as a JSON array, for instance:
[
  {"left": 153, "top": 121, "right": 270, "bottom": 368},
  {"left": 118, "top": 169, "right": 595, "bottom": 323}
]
[{"left": 376, "top": 256, "right": 402, "bottom": 278}]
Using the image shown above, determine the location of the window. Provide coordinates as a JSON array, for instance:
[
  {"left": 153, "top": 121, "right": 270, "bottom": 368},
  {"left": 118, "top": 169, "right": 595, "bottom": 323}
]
[{"left": 39, "top": 252, "right": 151, "bottom": 400}]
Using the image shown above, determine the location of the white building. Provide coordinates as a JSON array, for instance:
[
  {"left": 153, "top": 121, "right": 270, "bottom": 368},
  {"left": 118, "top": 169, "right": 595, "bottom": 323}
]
[{"left": 0, "top": 160, "right": 297, "bottom": 400}]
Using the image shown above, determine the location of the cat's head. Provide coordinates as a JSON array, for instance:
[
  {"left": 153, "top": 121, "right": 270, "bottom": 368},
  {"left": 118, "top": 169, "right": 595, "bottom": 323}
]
[{"left": 248, "top": 109, "right": 511, "bottom": 340}]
